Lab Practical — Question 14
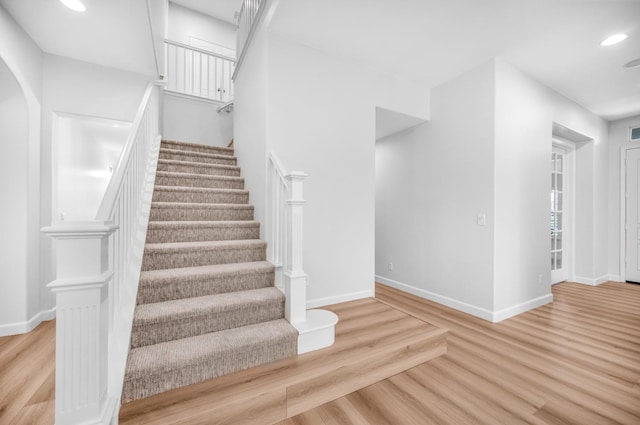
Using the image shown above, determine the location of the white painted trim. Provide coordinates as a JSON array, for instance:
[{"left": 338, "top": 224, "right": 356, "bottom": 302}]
[
  {"left": 376, "top": 275, "right": 494, "bottom": 321},
  {"left": 377, "top": 276, "right": 553, "bottom": 323},
  {"left": 492, "top": 294, "right": 553, "bottom": 322},
  {"left": 307, "top": 289, "right": 374, "bottom": 309},
  {"left": 0, "top": 306, "right": 56, "bottom": 337},
  {"left": 618, "top": 146, "right": 640, "bottom": 283},
  {"left": 573, "top": 275, "right": 609, "bottom": 286},
  {"left": 609, "top": 274, "right": 623, "bottom": 282}
]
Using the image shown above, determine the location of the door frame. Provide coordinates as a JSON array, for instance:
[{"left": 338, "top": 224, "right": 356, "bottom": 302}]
[
  {"left": 551, "top": 138, "right": 576, "bottom": 284},
  {"left": 619, "top": 145, "right": 640, "bottom": 282}
]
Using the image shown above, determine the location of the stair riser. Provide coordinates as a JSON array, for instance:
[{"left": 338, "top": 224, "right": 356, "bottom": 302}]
[
  {"left": 159, "top": 151, "right": 237, "bottom": 166},
  {"left": 149, "top": 206, "right": 254, "bottom": 221},
  {"left": 122, "top": 332, "right": 297, "bottom": 403},
  {"left": 157, "top": 162, "right": 241, "bottom": 177},
  {"left": 161, "top": 141, "right": 234, "bottom": 156},
  {"left": 142, "top": 245, "right": 266, "bottom": 271},
  {"left": 145, "top": 225, "right": 259, "bottom": 243},
  {"left": 155, "top": 175, "right": 244, "bottom": 190},
  {"left": 153, "top": 190, "right": 249, "bottom": 204},
  {"left": 131, "top": 300, "right": 285, "bottom": 348},
  {"left": 137, "top": 269, "right": 275, "bottom": 304}
]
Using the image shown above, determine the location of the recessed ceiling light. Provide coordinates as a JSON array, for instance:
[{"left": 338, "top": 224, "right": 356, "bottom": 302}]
[
  {"left": 600, "top": 34, "right": 628, "bottom": 47},
  {"left": 60, "top": 0, "right": 86, "bottom": 12}
]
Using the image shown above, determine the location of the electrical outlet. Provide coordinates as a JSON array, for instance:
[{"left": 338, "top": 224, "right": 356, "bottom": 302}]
[
  {"left": 477, "top": 214, "right": 486, "bottom": 226},
  {"left": 388, "top": 262, "right": 394, "bottom": 271}
]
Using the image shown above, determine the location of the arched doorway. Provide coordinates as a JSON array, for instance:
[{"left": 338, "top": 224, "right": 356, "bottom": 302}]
[{"left": 0, "top": 57, "right": 32, "bottom": 333}]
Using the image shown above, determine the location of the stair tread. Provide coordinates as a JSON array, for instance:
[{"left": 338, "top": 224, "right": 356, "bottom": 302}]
[
  {"left": 155, "top": 171, "right": 244, "bottom": 182},
  {"left": 139, "top": 261, "right": 274, "bottom": 282},
  {"left": 160, "top": 147, "right": 237, "bottom": 161},
  {"left": 151, "top": 202, "right": 253, "bottom": 209},
  {"left": 134, "top": 287, "right": 284, "bottom": 322},
  {"left": 154, "top": 186, "right": 249, "bottom": 194},
  {"left": 125, "top": 319, "right": 298, "bottom": 378},
  {"left": 158, "top": 159, "right": 240, "bottom": 170},
  {"left": 145, "top": 239, "right": 265, "bottom": 252},
  {"left": 147, "top": 220, "right": 259, "bottom": 229},
  {"left": 161, "top": 140, "right": 234, "bottom": 155}
]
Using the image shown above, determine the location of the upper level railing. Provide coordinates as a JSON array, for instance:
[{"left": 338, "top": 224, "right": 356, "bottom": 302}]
[
  {"left": 236, "top": 0, "right": 264, "bottom": 58},
  {"left": 43, "top": 81, "right": 163, "bottom": 425},
  {"left": 165, "top": 39, "right": 235, "bottom": 102}
]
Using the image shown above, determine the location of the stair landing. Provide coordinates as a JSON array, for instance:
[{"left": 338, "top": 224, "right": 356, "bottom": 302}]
[{"left": 119, "top": 297, "right": 447, "bottom": 425}]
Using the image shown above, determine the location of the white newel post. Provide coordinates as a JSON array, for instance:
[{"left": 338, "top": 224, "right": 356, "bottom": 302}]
[
  {"left": 43, "top": 222, "right": 118, "bottom": 425},
  {"left": 283, "top": 172, "right": 308, "bottom": 325}
]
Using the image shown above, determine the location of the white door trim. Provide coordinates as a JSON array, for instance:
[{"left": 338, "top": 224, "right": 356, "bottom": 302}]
[{"left": 619, "top": 146, "right": 640, "bottom": 282}]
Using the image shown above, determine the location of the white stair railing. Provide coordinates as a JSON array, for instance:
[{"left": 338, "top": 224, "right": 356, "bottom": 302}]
[
  {"left": 267, "top": 153, "right": 338, "bottom": 354},
  {"left": 236, "top": 0, "right": 264, "bottom": 59},
  {"left": 42, "top": 80, "right": 163, "bottom": 425},
  {"left": 165, "top": 39, "right": 235, "bottom": 102}
]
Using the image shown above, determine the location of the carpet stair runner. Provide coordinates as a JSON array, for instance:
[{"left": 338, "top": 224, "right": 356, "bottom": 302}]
[{"left": 122, "top": 140, "right": 298, "bottom": 403}]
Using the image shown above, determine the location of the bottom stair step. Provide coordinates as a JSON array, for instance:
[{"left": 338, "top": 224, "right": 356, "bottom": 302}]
[
  {"left": 122, "top": 319, "right": 298, "bottom": 403},
  {"left": 131, "top": 287, "right": 286, "bottom": 348}
]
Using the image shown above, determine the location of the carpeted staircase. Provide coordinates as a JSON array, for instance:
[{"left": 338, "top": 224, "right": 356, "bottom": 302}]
[{"left": 122, "top": 140, "right": 298, "bottom": 403}]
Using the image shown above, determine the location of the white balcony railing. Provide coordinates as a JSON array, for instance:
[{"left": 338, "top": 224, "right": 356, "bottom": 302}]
[
  {"left": 236, "top": 0, "right": 264, "bottom": 59},
  {"left": 165, "top": 39, "right": 235, "bottom": 102},
  {"left": 42, "top": 80, "right": 163, "bottom": 425}
]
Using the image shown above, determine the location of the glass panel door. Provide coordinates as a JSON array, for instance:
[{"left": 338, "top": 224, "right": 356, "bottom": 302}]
[{"left": 551, "top": 146, "right": 569, "bottom": 284}]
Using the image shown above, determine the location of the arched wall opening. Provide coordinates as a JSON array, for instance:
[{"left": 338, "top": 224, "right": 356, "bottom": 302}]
[{"left": 0, "top": 57, "right": 31, "bottom": 331}]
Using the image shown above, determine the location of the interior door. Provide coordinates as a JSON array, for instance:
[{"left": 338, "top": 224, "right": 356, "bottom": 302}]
[
  {"left": 551, "top": 146, "right": 568, "bottom": 284},
  {"left": 625, "top": 148, "right": 640, "bottom": 283}
]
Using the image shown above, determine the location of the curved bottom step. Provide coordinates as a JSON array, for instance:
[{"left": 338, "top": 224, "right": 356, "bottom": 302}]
[{"left": 294, "top": 309, "right": 339, "bottom": 354}]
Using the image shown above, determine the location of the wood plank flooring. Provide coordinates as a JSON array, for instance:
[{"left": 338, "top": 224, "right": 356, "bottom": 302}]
[
  {"left": 0, "top": 319, "right": 55, "bottom": 425},
  {"left": 119, "top": 299, "right": 446, "bottom": 424},
  {"left": 3, "top": 281, "right": 639, "bottom": 425},
  {"left": 278, "top": 282, "right": 640, "bottom": 425}
]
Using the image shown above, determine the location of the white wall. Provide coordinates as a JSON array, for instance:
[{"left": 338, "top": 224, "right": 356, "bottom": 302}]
[
  {"left": 376, "top": 58, "right": 609, "bottom": 321},
  {"left": 494, "top": 59, "right": 608, "bottom": 293},
  {"left": 234, "top": 32, "right": 430, "bottom": 308},
  {"left": 40, "top": 54, "right": 150, "bottom": 317},
  {"left": 163, "top": 93, "right": 233, "bottom": 146},
  {"left": 376, "top": 60, "right": 496, "bottom": 316},
  {"left": 0, "top": 4, "right": 44, "bottom": 335},
  {"left": 168, "top": 2, "right": 235, "bottom": 56},
  {"left": 53, "top": 114, "right": 131, "bottom": 222},
  {"left": 608, "top": 115, "right": 640, "bottom": 281},
  {"left": 0, "top": 59, "right": 30, "bottom": 333}
]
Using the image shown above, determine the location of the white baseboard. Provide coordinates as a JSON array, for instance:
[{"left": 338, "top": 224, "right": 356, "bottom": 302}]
[
  {"left": 608, "top": 274, "right": 623, "bottom": 282},
  {"left": 375, "top": 275, "right": 495, "bottom": 321},
  {"left": 376, "top": 275, "right": 553, "bottom": 323},
  {"left": 492, "top": 294, "right": 553, "bottom": 322},
  {"left": 0, "top": 307, "right": 56, "bottom": 337},
  {"left": 574, "top": 275, "right": 609, "bottom": 286},
  {"left": 307, "top": 289, "right": 374, "bottom": 309}
]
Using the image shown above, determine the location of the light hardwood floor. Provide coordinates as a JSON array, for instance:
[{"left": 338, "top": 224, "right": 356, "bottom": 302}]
[
  {"left": 2, "top": 281, "right": 639, "bottom": 425},
  {"left": 0, "top": 319, "right": 55, "bottom": 425},
  {"left": 278, "top": 282, "right": 640, "bottom": 425}
]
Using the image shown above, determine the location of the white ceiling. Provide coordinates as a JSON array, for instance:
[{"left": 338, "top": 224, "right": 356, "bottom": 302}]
[
  {"left": 270, "top": 0, "right": 640, "bottom": 121},
  {"left": 0, "top": 0, "right": 157, "bottom": 76},
  {"left": 1, "top": 0, "right": 638, "bottom": 121},
  {"left": 170, "top": 0, "right": 242, "bottom": 24}
]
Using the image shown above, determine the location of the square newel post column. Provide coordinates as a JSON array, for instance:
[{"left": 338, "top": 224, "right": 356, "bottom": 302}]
[
  {"left": 42, "top": 221, "right": 118, "bottom": 425},
  {"left": 283, "top": 172, "right": 308, "bottom": 325}
]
